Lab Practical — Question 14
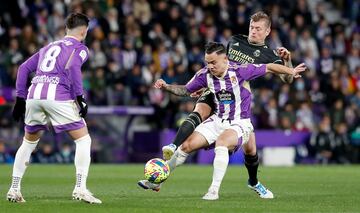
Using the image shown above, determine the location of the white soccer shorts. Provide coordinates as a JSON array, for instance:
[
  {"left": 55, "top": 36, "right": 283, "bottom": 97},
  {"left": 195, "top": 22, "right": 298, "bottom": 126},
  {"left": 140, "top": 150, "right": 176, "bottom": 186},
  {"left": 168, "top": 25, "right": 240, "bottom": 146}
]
[
  {"left": 24, "top": 99, "right": 86, "bottom": 133},
  {"left": 194, "top": 114, "right": 253, "bottom": 146}
]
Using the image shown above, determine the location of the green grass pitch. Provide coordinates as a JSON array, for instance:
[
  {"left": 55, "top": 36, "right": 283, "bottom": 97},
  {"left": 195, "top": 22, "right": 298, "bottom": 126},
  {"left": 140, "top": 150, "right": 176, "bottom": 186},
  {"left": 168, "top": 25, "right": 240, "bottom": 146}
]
[{"left": 0, "top": 164, "right": 359, "bottom": 213}]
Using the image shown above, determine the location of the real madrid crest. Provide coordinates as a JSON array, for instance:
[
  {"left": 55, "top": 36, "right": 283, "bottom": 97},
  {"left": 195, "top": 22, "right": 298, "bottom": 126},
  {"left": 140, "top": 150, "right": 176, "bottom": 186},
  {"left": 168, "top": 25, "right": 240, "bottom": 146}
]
[{"left": 253, "top": 50, "right": 260, "bottom": 57}]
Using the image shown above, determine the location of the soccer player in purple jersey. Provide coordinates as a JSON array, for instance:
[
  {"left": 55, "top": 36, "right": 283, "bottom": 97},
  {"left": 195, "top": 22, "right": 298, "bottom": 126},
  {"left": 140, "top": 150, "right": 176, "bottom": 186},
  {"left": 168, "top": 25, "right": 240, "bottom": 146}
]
[
  {"left": 161, "top": 11, "right": 294, "bottom": 199},
  {"left": 7, "top": 13, "right": 101, "bottom": 204},
  {"left": 139, "top": 42, "right": 306, "bottom": 200}
]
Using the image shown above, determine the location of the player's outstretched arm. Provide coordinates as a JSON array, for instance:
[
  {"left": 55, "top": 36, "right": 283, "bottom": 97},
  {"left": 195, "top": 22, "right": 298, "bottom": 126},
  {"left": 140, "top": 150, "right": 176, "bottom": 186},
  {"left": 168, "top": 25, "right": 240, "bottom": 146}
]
[
  {"left": 277, "top": 47, "right": 294, "bottom": 83},
  {"left": 266, "top": 63, "right": 306, "bottom": 78},
  {"left": 154, "top": 79, "right": 190, "bottom": 96}
]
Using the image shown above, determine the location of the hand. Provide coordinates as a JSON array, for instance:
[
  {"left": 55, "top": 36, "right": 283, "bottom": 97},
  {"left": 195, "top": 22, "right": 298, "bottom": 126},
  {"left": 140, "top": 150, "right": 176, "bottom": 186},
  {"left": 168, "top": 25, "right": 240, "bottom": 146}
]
[
  {"left": 76, "top": 95, "right": 88, "bottom": 118},
  {"left": 292, "top": 63, "right": 307, "bottom": 78},
  {"left": 153, "top": 79, "right": 167, "bottom": 89},
  {"left": 190, "top": 88, "right": 205, "bottom": 98},
  {"left": 277, "top": 47, "right": 291, "bottom": 62},
  {"left": 280, "top": 74, "right": 294, "bottom": 84},
  {"left": 12, "top": 97, "right": 26, "bottom": 122}
]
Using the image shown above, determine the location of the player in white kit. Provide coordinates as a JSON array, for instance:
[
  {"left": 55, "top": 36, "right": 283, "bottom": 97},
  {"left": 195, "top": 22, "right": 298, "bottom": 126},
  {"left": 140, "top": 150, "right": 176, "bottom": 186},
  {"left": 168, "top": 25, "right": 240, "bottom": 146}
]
[
  {"left": 140, "top": 42, "right": 306, "bottom": 200},
  {"left": 7, "top": 13, "right": 101, "bottom": 204}
]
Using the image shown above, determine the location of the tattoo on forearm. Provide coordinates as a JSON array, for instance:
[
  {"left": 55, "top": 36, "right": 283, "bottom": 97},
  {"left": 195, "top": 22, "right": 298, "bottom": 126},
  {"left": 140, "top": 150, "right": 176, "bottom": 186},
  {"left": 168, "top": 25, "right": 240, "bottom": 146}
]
[{"left": 164, "top": 85, "right": 190, "bottom": 96}]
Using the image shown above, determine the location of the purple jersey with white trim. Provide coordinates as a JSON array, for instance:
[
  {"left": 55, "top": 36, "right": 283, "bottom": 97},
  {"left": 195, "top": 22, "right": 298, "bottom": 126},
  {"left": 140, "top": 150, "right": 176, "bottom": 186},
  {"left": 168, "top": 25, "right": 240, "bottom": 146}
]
[
  {"left": 16, "top": 37, "right": 88, "bottom": 101},
  {"left": 186, "top": 61, "right": 266, "bottom": 119}
]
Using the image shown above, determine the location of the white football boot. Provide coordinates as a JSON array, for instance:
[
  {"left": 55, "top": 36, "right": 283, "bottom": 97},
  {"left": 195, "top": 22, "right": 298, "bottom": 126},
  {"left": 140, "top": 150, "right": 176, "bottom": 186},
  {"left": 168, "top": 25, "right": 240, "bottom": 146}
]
[
  {"left": 202, "top": 187, "right": 219, "bottom": 200},
  {"left": 6, "top": 188, "right": 26, "bottom": 203},
  {"left": 162, "top": 144, "right": 177, "bottom": 160},
  {"left": 72, "top": 188, "right": 102, "bottom": 204},
  {"left": 248, "top": 181, "right": 274, "bottom": 199},
  {"left": 137, "top": 180, "right": 161, "bottom": 192}
]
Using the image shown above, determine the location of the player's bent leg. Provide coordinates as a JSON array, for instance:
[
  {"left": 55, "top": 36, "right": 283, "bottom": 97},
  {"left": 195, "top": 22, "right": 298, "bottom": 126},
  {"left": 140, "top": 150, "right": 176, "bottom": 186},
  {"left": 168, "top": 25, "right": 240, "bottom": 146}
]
[
  {"left": 168, "top": 132, "right": 208, "bottom": 171},
  {"left": 243, "top": 133, "right": 274, "bottom": 199},
  {"left": 162, "top": 102, "right": 211, "bottom": 160},
  {"left": 203, "top": 130, "right": 238, "bottom": 201},
  {"left": 242, "top": 133, "right": 259, "bottom": 186},
  {"left": 68, "top": 127, "right": 102, "bottom": 204},
  {"left": 7, "top": 132, "right": 40, "bottom": 203},
  {"left": 162, "top": 110, "right": 205, "bottom": 160}
]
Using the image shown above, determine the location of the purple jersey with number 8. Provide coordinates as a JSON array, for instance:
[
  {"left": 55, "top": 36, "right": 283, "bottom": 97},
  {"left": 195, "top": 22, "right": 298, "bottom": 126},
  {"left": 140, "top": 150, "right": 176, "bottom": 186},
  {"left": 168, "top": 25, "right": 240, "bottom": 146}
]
[{"left": 16, "top": 37, "right": 88, "bottom": 101}]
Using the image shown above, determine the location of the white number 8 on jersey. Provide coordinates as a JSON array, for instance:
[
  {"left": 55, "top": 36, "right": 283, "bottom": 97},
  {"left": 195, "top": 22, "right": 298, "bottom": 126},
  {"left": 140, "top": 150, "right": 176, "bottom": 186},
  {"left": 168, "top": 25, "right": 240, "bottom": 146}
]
[{"left": 40, "top": 45, "right": 61, "bottom": 72}]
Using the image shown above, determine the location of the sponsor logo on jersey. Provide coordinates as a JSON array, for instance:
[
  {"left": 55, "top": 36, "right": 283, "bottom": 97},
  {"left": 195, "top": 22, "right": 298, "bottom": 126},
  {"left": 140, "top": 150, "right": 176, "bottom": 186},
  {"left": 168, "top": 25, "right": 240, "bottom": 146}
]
[
  {"left": 228, "top": 48, "right": 255, "bottom": 63},
  {"left": 253, "top": 50, "right": 261, "bottom": 57},
  {"left": 216, "top": 89, "right": 235, "bottom": 104}
]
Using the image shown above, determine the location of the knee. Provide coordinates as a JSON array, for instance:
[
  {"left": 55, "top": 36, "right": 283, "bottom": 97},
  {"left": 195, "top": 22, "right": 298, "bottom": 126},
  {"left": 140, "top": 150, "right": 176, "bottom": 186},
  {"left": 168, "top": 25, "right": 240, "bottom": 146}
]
[
  {"left": 243, "top": 136, "right": 257, "bottom": 155},
  {"left": 216, "top": 138, "right": 227, "bottom": 147},
  {"left": 194, "top": 104, "right": 211, "bottom": 121}
]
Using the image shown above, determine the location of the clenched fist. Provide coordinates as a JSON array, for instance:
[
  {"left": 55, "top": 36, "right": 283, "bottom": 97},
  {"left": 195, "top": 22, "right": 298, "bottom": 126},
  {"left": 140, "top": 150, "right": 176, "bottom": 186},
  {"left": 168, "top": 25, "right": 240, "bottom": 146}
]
[{"left": 153, "top": 79, "right": 167, "bottom": 89}]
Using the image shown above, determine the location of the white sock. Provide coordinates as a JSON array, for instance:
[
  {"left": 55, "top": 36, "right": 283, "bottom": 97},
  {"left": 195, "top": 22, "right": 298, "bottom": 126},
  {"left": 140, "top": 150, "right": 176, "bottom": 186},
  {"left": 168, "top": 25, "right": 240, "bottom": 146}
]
[
  {"left": 167, "top": 147, "right": 189, "bottom": 172},
  {"left": 210, "top": 146, "right": 229, "bottom": 192},
  {"left": 11, "top": 137, "right": 38, "bottom": 190},
  {"left": 74, "top": 134, "right": 91, "bottom": 190}
]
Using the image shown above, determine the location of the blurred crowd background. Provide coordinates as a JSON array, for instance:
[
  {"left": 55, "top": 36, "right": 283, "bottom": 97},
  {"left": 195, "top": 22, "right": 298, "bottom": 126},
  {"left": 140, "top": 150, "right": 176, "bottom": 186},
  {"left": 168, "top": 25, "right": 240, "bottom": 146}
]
[{"left": 0, "top": 0, "right": 359, "bottom": 164}]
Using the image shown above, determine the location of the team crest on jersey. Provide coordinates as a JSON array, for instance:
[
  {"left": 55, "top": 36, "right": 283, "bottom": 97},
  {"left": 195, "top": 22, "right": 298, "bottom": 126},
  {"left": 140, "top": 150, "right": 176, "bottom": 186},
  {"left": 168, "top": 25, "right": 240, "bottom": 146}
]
[
  {"left": 230, "top": 76, "right": 237, "bottom": 84},
  {"left": 79, "top": 50, "right": 87, "bottom": 61},
  {"left": 253, "top": 50, "right": 261, "bottom": 57}
]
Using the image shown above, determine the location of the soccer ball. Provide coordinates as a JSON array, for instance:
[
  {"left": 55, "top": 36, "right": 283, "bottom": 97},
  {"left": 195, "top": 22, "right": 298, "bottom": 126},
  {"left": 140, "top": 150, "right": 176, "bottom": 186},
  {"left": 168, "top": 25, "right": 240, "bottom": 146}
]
[{"left": 144, "top": 158, "right": 170, "bottom": 184}]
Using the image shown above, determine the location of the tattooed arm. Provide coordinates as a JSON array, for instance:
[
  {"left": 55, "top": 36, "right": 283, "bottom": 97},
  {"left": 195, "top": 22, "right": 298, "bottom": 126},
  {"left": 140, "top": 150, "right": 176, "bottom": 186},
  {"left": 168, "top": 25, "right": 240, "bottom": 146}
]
[{"left": 154, "top": 79, "right": 190, "bottom": 96}]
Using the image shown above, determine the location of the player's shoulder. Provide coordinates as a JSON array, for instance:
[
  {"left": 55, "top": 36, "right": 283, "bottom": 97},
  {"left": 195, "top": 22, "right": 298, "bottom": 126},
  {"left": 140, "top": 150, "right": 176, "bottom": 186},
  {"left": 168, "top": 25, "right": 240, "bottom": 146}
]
[
  {"left": 261, "top": 45, "right": 283, "bottom": 63},
  {"left": 229, "top": 61, "right": 247, "bottom": 70},
  {"left": 229, "top": 34, "right": 248, "bottom": 44},
  {"left": 195, "top": 66, "right": 208, "bottom": 76},
  {"left": 77, "top": 45, "right": 89, "bottom": 62},
  {"left": 231, "top": 34, "right": 248, "bottom": 41}
]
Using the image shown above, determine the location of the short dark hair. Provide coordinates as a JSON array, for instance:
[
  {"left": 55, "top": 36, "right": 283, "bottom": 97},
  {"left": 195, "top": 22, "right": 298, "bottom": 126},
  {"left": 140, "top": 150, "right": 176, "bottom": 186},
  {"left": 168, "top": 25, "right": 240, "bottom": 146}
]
[
  {"left": 250, "top": 11, "right": 271, "bottom": 28},
  {"left": 65, "top": 13, "right": 89, "bottom": 29},
  {"left": 205, "top": 42, "right": 226, "bottom": 55}
]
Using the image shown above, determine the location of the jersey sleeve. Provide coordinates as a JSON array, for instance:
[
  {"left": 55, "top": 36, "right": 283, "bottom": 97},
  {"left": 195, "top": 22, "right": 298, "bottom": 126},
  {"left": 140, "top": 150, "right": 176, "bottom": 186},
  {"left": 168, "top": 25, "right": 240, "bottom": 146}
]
[
  {"left": 68, "top": 46, "right": 89, "bottom": 97},
  {"left": 238, "top": 64, "right": 267, "bottom": 81},
  {"left": 185, "top": 68, "right": 208, "bottom": 93},
  {"left": 16, "top": 52, "right": 40, "bottom": 98}
]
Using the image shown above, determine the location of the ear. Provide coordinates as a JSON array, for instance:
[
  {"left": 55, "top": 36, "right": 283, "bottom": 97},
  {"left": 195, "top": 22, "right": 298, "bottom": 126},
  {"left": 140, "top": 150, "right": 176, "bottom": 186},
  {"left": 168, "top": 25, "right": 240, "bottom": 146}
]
[
  {"left": 223, "top": 54, "right": 228, "bottom": 63},
  {"left": 265, "top": 27, "right": 271, "bottom": 37}
]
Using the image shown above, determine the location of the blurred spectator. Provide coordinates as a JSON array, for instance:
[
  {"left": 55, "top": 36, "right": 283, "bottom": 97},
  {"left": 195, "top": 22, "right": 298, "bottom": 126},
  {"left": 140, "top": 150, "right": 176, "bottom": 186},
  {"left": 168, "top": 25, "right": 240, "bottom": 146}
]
[
  {"left": 333, "top": 123, "right": 351, "bottom": 164},
  {"left": 0, "top": 140, "right": 14, "bottom": 163},
  {"left": 35, "top": 143, "right": 57, "bottom": 164},
  {"left": 298, "top": 29, "right": 319, "bottom": 59},
  {"left": 296, "top": 102, "right": 314, "bottom": 131},
  {"left": 309, "top": 116, "right": 335, "bottom": 164}
]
